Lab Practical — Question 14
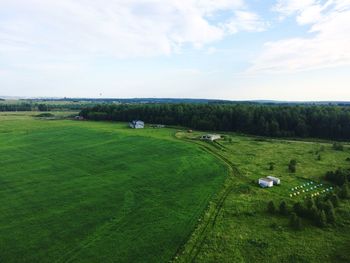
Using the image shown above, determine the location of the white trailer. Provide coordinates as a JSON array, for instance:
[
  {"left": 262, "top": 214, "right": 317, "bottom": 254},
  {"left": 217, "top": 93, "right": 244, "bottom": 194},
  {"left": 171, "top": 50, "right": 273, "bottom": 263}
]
[
  {"left": 267, "top": 176, "right": 281, "bottom": 185},
  {"left": 259, "top": 178, "right": 273, "bottom": 188}
]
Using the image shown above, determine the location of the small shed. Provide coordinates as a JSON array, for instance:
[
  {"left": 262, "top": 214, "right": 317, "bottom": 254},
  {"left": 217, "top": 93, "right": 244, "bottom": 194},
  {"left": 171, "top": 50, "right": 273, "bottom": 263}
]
[
  {"left": 259, "top": 178, "right": 273, "bottom": 188},
  {"left": 201, "top": 134, "right": 221, "bottom": 141},
  {"left": 75, "top": 116, "right": 84, "bottom": 120},
  {"left": 267, "top": 176, "right": 280, "bottom": 185},
  {"left": 129, "top": 120, "right": 144, "bottom": 129}
]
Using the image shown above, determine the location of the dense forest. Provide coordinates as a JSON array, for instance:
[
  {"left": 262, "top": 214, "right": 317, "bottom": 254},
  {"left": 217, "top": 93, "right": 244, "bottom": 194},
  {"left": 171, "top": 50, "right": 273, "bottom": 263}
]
[{"left": 80, "top": 104, "right": 350, "bottom": 140}]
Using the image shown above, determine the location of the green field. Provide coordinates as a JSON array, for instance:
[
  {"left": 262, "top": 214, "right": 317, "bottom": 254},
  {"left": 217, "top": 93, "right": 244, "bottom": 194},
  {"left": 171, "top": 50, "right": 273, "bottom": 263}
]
[
  {"left": 177, "top": 132, "right": 350, "bottom": 263},
  {"left": 1, "top": 112, "right": 350, "bottom": 263},
  {"left": 0, "top": 113, "right": 227, "bottom": 262}
]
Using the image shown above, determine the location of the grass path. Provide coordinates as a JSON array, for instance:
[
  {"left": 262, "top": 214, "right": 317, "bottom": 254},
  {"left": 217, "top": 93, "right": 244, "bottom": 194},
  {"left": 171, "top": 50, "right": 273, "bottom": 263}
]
[{"left": 174, "top": 136, "right": 243, "bottom": 263}]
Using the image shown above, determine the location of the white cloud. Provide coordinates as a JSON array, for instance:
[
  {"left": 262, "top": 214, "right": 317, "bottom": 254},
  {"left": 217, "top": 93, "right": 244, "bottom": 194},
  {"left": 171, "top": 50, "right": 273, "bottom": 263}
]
[
  {"left": 0, "top": 0, "right": 260, "bottom": 64},
  {"left": 225, "top": 10, "right": 268, "bottom": 34},
  {"left": 249, "top": 0, "right": 350, "bottom": 73}
]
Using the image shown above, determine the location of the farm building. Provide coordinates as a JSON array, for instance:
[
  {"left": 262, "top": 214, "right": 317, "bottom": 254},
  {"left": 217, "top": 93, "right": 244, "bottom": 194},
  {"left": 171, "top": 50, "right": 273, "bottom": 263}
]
[
  {"left": 129, "top": 120, "right": 144, "bottom": 129},
  {"left": 259, "top": 178, "right": 273, "bottom": 188},
  {"left": 201, "top": 134, "right": 221, "bottom": 141},
  {"left": 267, "top": 176, "right": 281, "bottom": 185},
  {"left": 74, "top": 116, "right": 84, "bottom": 120}
]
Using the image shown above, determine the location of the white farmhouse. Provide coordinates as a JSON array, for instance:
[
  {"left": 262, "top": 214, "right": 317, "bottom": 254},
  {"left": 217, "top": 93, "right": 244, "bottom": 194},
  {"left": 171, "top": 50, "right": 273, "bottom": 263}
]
[
  {"left": 129, "top": 120, "right": 144, "bottom": 129},
  {"left": 201, "top": 134, "right": 221, "bottom": 141},
  {"left": 259, "top": 178, "right": 273, "bottom": 188},
  {"left": 267, "top": 176, "right": 281, "bottom": 185}
]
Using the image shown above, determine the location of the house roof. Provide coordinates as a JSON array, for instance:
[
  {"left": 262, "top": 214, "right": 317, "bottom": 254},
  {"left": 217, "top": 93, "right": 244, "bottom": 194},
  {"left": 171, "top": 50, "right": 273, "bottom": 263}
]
[{"left": 131, "top": 120, "right": 144, "bottom": 124}]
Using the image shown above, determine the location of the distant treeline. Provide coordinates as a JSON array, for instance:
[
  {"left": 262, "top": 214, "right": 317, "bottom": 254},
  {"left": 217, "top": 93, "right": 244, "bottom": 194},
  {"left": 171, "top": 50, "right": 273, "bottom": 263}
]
[
  {"left": 0, "top": 103, "right": 89, "bottom": 112},
  {"left": 0, "top": 103, "right": 33, "bottom": 111},
  {"left": 80, "top": 104, "right": 350, "bottom": 140}
]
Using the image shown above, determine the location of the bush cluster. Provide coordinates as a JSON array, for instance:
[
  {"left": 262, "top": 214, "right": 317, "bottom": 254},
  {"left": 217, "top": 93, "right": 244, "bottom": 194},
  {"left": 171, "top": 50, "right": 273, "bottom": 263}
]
[{"left": 267, "top": 189, "right": 346, "bottom": 230}]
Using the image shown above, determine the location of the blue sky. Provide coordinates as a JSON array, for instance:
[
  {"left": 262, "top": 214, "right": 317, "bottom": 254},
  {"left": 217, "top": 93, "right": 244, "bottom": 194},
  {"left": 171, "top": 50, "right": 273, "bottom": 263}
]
[{"left": 0, "top": 0, "right": 350, "bottom": 100}]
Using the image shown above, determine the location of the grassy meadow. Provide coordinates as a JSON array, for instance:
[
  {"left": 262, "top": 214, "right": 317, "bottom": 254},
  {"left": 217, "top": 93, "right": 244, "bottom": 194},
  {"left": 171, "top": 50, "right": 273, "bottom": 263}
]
[
  {"left": 177, "top": 132, "right": 350, "bottom": 263},
  {"left": 0, "top": 112, "right": 227, "bottom": 262}
]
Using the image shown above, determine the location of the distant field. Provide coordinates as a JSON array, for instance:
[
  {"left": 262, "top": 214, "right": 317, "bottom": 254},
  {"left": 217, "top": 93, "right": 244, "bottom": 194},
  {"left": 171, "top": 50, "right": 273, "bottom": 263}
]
[
  {"left": 0, "top": 113, "right": 227, "bottom": 262},
  {"left": 178, "top": 132, "right": 350, "bottom": 263}
]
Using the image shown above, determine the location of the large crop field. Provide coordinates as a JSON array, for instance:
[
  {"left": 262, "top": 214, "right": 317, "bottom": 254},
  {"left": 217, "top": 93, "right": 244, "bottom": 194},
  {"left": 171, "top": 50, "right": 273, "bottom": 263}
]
[
  {"left": 178, "top": 132, "right": 350, "bottom": 263},
  {"left": 0, "top": 113, "right": 227, "bottom": 262}
]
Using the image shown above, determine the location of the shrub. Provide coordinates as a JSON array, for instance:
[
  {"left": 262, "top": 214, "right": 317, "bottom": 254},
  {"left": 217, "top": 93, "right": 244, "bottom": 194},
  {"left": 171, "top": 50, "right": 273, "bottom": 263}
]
[
  {"left": 306, "top": 205, "right": 319, "bottom": 222},
  {"left": 325, "top": 168, "right": 350, "bottom": 186},
  {"left": 290, "top": 159, "right": 297, "bottom": 166},
  {"left": 330, "top": 194, "right": 340, "bottom": 208},
  {"left": 269, "top": 162, "right": 275, "bottom": 171},
  {"left": 324, "top": 200, "right": 334, "bottom": 212},
  {"left": 316, "top": 198, "right": 325, "bottom": 210},
  {"left": 293, "top": 202, "right": 304, "bottom": 216},
  {"left": 267, "top": 201, "right": 276, "bottom": 214},
  {"left": 333, "top": 142, "right": 344, "bottom": 151},
  {"left": 279, "top": 201, "right": 288, "bottom": 216},
  {"left": 339, "top": 183, "right": 349, "bottom": 199},
  {"left": 325, "top": 206, "right": 336, "bottom": 224},
  {"left": 289, "top": 212, "right": 302, "bottom": 230},
  {"left": 289, "top": 164, "right": 296, "bottom": 173},
  {"left": 316, "top": 210, "right": 327, "bottom": 228},
  {"left": 305, "top": 198, "right": 315, "bottom": 210},
  {"left": 289, "top": 159, "right": 297, "bottom": 173}
]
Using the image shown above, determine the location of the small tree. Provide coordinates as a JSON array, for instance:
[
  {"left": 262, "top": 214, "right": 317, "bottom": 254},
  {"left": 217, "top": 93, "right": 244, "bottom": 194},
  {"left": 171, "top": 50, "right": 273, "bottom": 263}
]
[
  {"left": 309, "top": 205, "right": 319, "bottom": 221},
  {"left": 325, "top": 206, "right": 336, "bottom": 224},
  {"left": 330, "top": 194, "right": 340, "bottom": 208},
  {"left": 290, "top": 159, "right": 297, "bottom": 166},
  {"left": 316, "top": 198, "right": 325, "bottom": 210},
  {"left": 279, "top": 201, "right": 288, "bottom": 215},
  {"left": 339, "top": 183, "right": 349, "bottom": 199},
  {"left": 324, "top": 200, "right": 334, "bottom": 212},
  {"left": 269, "top": 162, "right": 275, "bottom": 171},
  {"left": 267, "top": 201, "right": 276, "bottom": 214},
  {"left": 289, "top": 164, "right": 296, "bottom": 173},
  {"left": 289, "top": 212, "right": 302, "bottom": 230},
  {"left": 293, "top": 202, "right": 304, "bottom": 216},
  {"left": 305, "top": 198, "right": 315, "bottom": 210},
  {"left": 289, "top": 160, "right": 297, "bottom": 173},
  {"left": 317, "top": 210, "right": 327, "bottom": 227}
]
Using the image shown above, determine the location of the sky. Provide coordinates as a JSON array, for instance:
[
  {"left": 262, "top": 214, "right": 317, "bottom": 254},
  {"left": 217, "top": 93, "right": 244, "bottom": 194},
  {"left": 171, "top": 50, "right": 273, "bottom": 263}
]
[{"left": 0, "top": 0, "right": 350, "bottom": 101}]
